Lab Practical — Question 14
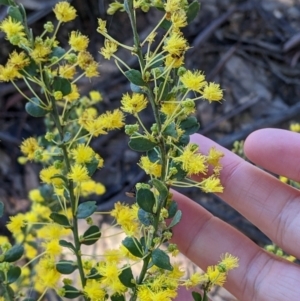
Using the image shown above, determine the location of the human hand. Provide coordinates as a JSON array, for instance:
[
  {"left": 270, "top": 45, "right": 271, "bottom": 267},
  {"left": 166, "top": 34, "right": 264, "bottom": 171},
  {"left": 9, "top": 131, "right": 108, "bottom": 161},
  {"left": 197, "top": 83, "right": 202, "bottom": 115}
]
[{"left": 173, "top": 128, "right": 300, "bottom": 301}]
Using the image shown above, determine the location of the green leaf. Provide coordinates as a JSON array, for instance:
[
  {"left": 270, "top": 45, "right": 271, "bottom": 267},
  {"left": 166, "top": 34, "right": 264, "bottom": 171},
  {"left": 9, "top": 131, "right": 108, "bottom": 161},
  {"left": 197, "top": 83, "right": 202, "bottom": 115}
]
[
  {"left": 81, "top": 225, "right": 101, "bottom": 245},
  {"left": 111, "top": 294, "right": 125, "bottom": 301},
  {"left": 20, "top": 60, "right": 38, "bottom": 77},
  {"left": 124, "top": 69, "right": 146, "bottom": 86},
  {"left": 0, "top": 271, "right": 4, "bottom": 281},
  {"left": 86, "top": 267, "right": 102, "bottom": 280},
  {"left": 187, "top": 1, "right": 201, "bottom": 24},
  {"left": 0, "top": 283, "right": 14, "bottom": 300},
  {"left": 178, "top": 133, "right": 190, "bottom": 146},
  {"left": 157, "top": 81, "right": 170, "bottom": 101},
  {"left": 49, "top": 213, "right": 70, "bottom": 228},
  {"left": 151, "top": 249, "right": 173, "bottom": 271},
  {"left": 0, "top": 0, "right": 14, "bottom": 5},
  {"left": 85, "top": 157, "right": 99, "bottom": 177},
  {"left": 56, "top": 260, "right": 78, "bottom": 274},
  {"left": 192, "top": 291, "right": 202, "bottom": 301},
  {"left": 180, "top": 116, "right": 200, "bottom": 135},
  {"left": 168, "top": 210, "right": 182, "bottom": 228},
  {"left": 63, "top": 132, "right": 72, "bottom": 143},
  {"left": 8, "top": 6, "right": 23, "bottom": 22},
  {"left": 25, "top": 98, "right": 49, "bottom": 117},
  {"left": 147, "top": 148, "right": 160, "bottom": 163},
  {"left": 136, "top": 187, "right": 155, "bottom": 213},
  {"left": 169, "top": 161, "right": 187, "bottom": 181},
  {"left": 0, "top": 201, "right": 4, "bottom": 218},
  {"left": 7, "top": 266, "right": 21, "bottom": 284},
  {"left": 128, "top": 136, "right": 156, "bottom": 152},
  {"left": 122, "top": 237, "right": 143, "bottom": 258},
  {"left": 150, "top": 54, "right": 164, "bottom": 68},
  {"left": 167, "top": 201, "right": 178, "bottom": 219},
  {"left": 62, "top": 285, "right": 82, "bottom": 299},
  {"left": 4, "top": 244, "right": 24, "bottom": 262},
  {"left": 40, "top": 184, "right": 54, "bottom": 201},
  {"left": 118, "top": 266, "right": 135, "bottom": 288},
  {"left": 160, "top": 19, "right": 172, "bottom": 30},
  {"left": 52, "top": 77, "right": 72, "bottom": 96},
  {"left": 162, "top": 122, "right": 178, "bottom": 138},
  {"left": 130, "top": 83, "right": 144, "bottom": 93},
  {"left": 59, "top": 240, "right": 76, "bottom": 252},
  {"left": 76, "top": 201, "right": 97, "bottom": 219},
  {"left": 151, "top": 179, "right": 168, "bottom": 204},
  {"left": 138, "top": 208, "right": 154, "bottom": 226},
  {"left": 50, "top": 47, "right": 66, "bottom": 59}
]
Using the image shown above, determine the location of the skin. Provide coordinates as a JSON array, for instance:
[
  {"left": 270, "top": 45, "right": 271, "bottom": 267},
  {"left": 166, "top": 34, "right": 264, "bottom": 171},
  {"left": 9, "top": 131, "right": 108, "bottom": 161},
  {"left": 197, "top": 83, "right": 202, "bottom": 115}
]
[{"left": 173, "top": 128, "right": 300, "bottom": 301}]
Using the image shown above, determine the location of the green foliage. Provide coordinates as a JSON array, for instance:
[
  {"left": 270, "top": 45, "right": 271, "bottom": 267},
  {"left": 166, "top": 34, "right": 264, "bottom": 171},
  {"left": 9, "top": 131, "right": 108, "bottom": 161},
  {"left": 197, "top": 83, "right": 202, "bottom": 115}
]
[
  {"left": 49, "top": 213, "right": 71, "bottom": 228},
  {"left": 136, "top": 187, "right": 156, "bottom": 213},
  {"left": 81, "top": 225, "right": 101, "bottom": 245},
  {"left": 25, "top": 98, "right": 49, "bottom": 117},
  {"left": 56, "top": 260, "right": 78, "bottom": 274},
  {"left": 3, "top": 244, "right": 24, "bottom": 262},
  {"left": 125, "top": 69, "right": 146, "bottom": 86},
  {"left": 122, "top": 237, "right": 143, "bottom": 258},
  {"left": 118, "top": 266, "right": 135, "bottom": 288},
  {"left": 128, "top": 136, "right": 157, "bottom": 152},
  {"left": 76, "top": 201, "right": 97, "bottom": 219},
  {"left": 151, "top": 249, "right": 173, "bottom": 271}
]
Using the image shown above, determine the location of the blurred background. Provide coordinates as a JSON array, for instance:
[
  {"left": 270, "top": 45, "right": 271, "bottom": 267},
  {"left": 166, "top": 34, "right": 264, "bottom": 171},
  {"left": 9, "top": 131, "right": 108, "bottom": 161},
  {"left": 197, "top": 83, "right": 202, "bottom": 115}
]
[{"left": 0, "top": 0, "right": 299, "bottom": 299}]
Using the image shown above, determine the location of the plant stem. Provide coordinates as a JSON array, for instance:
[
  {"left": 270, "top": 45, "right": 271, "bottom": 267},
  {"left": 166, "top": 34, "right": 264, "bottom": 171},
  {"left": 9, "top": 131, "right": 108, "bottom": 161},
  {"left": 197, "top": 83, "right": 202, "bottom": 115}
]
[
  {"left": 126, "top": 1, "right": 170, "bottom": 300},
  {"left": 49, "top": 95, "right": 87, "bottom": 293}
]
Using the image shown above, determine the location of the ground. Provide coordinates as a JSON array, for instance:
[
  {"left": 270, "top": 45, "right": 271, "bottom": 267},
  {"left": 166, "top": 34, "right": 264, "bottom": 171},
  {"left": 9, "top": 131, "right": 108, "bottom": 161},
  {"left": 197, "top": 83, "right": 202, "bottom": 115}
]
[{"left": 0, "top": 0, "right": 299, "bottom": 300}]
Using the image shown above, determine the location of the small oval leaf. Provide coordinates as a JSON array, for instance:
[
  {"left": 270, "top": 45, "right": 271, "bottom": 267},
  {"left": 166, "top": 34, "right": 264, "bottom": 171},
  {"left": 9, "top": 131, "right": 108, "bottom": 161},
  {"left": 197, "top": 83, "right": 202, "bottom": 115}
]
[
  {"left": 62, "top": 285, "right": 82, "bottom": 299},
  {"left": 151, "top": 249, "right": 173, "bottom": 271},
  {"left": 49, "top": 213, "right": 70, "bottom": 228},
  {"left": 138, "top": 208, "right": 154, "bottom": 226},
  {"left": 128, "top": 136, "right": 156, "bottom": 152},
  {"left": 56, "top": 260, "right": 78, "bottom": 274},
  {"left": 25, "top": 98, "right": 48, "bottom": 117},
  {"left": 118, "top": 266, "right": 135, "bottom": 288},
  {"left": 179, "top": 116, "right": 200, "bottom": 135},
  {"left": 81, "top": 225, "right": 101, "bottom": 245},
  {"left": 122, "top": 237, "right": 143, "bottom": 258},
  {"left": 4, "top": 244, "right": 24, "bottom": 262},
  {"left": 7, "top": 266, "right": 21, "bottom": 284},
  {"left": 151, "top": 179, "right": 168, "bottom": 204},
  {"left": 168, "top": 210, "right": 182, "bottom": 229},
  {"left": 76, "top": 201, "right": 97, "bottom": 219},
  {"left": 192, "top": 291, "right": 203, "bottom": 301},
  {"left": 59, "top": 240, "right": 76, "bottom": 252},
  {"left": 53, "top": 77, "right": 72, "bottom": 96},
  {"left": 8, "top": 6, "right": 23, "bottom": 22},
  {"left": 136, "top": 187, "right": 155, "bottom": 213},
  {"left": 187, "top": 1, "right": 201, "bottom": 24},
  {"left": 124, "top": 69, "right": 146, "bottom": 86}
]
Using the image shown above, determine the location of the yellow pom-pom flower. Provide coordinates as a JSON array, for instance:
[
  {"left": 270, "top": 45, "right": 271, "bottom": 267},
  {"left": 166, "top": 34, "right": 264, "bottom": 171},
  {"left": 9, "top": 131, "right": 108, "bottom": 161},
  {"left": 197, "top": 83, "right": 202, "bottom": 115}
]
[
  {"left": 180, "top": 70, "right": 207, "bottom": 92},
  {"left": 121, "top": 92, "right": 148, "bottom": 114},
  {"left": 53, "top": 1, "right": 77, "bottom": 23},
  {"left": 69, "top": 31, "right": 89, "bottom": 52},
  {"left": 68, "top": 164, "right": 90, "bottom": 183},
  {"left": 201, "top": 82, "right": 223, "bottom": 102}
]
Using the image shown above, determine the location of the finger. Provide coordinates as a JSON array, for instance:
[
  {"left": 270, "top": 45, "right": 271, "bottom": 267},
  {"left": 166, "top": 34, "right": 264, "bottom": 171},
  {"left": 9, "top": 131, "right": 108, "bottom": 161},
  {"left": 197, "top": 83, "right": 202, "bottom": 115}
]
[
  {"left": 172, "top": 190, "right": 300, "bottom": 301},
  {"left": 244, "top": 128, "right": 300, "bottom": 182},
  {"left": 190, "top": 133, "right": 300, "bottom": 258}
]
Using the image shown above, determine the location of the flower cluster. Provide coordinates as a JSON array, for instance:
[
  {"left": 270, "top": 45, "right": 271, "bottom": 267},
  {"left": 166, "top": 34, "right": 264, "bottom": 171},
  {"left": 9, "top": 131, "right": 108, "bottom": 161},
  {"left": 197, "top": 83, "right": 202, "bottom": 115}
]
[{"left": 0, "top": 1, "right": 239, "bottom": 301}]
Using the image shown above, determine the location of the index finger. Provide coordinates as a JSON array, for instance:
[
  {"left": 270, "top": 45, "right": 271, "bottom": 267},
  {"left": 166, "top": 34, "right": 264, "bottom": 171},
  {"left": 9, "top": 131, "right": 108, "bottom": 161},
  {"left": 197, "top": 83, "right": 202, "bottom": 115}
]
[{"left": 190, "top": 132, "right": 300, "bottom": 258}]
